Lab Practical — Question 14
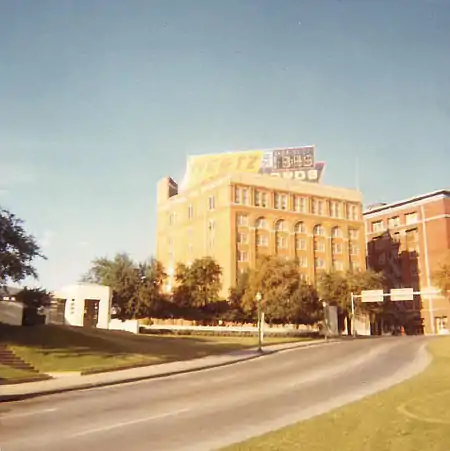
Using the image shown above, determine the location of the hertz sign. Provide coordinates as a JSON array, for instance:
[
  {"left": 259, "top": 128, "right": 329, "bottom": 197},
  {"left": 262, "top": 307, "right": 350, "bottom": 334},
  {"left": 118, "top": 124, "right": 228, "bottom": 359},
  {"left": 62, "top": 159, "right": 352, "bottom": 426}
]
[{"left": 181, "top": 146, "right": 325, "bottom": 190}]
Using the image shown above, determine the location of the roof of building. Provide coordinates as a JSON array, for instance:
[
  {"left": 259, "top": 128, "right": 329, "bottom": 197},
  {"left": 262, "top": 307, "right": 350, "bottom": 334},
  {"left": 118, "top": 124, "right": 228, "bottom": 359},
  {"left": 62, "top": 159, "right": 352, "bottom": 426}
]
[{"left": 363, "top": 189, "right": 450, "bottom": 216}]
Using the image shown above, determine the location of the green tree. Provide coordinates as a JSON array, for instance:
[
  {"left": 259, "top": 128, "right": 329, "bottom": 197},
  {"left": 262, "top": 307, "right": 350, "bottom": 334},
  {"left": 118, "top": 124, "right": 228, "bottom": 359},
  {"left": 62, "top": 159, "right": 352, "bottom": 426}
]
[
  {"left": 15, "top": 287, "right": 52, "bottom": 309},
  {"left": 242, "top": 256, "right": 320, "bottom": 325},
  {"left": 0, "top": 207, "right": 45, "bottom": 286},
  {"left": 226, "top": 270, "right": 252, "bottom": 323},
  {"left": 82, "top": 253, "right": 167, "bottom": 319},
  {"left": 173, "top": 257, "right": 222, "bottom": 312},
  {"left": 317, "top": 269, "right": 386, "bottom": 333},
  {"left": 433, "top": 253, "right": 450, "bottom": 298}
]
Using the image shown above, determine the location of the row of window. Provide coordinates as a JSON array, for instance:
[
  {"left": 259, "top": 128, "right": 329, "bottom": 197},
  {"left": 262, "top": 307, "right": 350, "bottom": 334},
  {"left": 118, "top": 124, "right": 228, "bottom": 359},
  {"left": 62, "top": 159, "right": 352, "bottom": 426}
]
[
  {"left": 237, "top": 233, "right": 359, "bottom": 254},
  {"left": 169, "top": 191, "right": 360, "bottom": 225},
  {"left": 235, "top": 187, "right": 359, "bottom": 219},
  {"left": 371, "top": 212, "right": 418, "bottom": 233},
  {"left": 238, "top": 215, "right": 360, "bottom": 239},
  {"left": 236, "top": 250, "right": 360, "bottom": 271}
]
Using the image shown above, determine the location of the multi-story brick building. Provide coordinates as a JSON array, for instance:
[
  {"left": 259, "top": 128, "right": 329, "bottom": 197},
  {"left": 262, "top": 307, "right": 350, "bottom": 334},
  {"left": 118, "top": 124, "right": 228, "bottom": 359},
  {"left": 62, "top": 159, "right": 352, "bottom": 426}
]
[
  {"left": 364, "top": 189, "right": 450, "bottom": 335},
  {"left": 157, "top": 169, "right": 366, "bottom": 298}
]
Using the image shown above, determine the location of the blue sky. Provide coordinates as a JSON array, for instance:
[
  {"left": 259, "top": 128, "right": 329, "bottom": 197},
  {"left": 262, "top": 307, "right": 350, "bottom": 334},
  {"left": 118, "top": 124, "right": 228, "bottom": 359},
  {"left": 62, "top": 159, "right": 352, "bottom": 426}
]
[{"left": 1, "top": 0, "right": 449, "bottom": 290}]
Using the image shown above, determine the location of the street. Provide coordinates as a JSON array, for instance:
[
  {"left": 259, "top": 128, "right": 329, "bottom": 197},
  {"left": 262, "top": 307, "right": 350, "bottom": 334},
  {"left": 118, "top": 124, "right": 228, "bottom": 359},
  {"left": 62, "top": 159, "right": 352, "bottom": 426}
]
[{"left": 0, "top": 337, "right": 429, "bottom": 451}]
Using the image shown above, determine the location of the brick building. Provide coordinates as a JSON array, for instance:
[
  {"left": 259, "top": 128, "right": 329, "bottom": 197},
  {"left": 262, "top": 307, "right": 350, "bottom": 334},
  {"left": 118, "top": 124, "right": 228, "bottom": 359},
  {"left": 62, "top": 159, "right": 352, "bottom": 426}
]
[
  {"left": 364, "top": 189, "right": 450, "bottom": 334},
  {"left": 157, "top": 170, "right": 366, "bottom": 297}
]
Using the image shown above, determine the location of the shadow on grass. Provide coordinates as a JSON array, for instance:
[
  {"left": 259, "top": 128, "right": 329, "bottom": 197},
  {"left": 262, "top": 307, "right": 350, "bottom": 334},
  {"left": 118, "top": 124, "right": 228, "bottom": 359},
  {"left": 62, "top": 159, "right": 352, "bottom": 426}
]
[{"left": 0, "top": 323, "right": 259, "bottom": 372}]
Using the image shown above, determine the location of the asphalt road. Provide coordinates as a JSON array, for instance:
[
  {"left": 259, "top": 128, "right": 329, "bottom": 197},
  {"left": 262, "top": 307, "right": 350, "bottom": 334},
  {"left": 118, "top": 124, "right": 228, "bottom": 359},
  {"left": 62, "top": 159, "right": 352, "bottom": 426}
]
[{"left": 0, "top": 337, "right": 429, "bottom": 451}]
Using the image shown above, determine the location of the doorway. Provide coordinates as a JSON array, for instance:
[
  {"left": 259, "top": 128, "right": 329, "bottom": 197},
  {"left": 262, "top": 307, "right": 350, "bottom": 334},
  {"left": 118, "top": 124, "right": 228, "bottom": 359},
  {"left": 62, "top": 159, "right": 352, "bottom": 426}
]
[{"left": 83, "top": 299, "right": 100, "bottom": 327}]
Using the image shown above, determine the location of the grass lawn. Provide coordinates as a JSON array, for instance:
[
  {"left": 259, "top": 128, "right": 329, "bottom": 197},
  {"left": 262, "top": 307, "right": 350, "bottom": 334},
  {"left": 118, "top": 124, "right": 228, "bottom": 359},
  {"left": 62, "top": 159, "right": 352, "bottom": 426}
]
[
  {"left": 0, "top": 324, "right": 309, "bottom": 375},
  {"left": 0, "top": 363, "right": 36, "bottom": 380},
  {"left": 223, "top": 337, "right": 450, "bottom": 451}
]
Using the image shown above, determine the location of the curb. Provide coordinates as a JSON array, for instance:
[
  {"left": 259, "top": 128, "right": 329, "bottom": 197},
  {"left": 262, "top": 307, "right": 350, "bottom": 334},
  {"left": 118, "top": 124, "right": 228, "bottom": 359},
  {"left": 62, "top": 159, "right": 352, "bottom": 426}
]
[{"left": 0, "top": 339, "right": 335, "bottom": 403}]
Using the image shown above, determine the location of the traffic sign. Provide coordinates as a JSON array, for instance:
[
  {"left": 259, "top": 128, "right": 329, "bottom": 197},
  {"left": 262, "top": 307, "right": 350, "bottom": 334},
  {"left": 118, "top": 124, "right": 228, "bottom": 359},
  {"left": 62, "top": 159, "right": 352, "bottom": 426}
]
[
  {"left": 390, "top": 288, "right": 414, "bottom": 301},
  {"left": 361, "top": 290, "right": 384, "bottom": 303}
]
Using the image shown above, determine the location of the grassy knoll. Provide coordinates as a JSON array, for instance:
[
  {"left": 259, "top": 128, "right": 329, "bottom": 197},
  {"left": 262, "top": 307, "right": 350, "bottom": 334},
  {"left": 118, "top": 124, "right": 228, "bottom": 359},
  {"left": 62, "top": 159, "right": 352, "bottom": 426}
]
[
  {"left": 0, "top": 324, "right": 309, "bottom": 375},
  {"left": 223, "top": 337, "right": 450, "bottom": 451}
]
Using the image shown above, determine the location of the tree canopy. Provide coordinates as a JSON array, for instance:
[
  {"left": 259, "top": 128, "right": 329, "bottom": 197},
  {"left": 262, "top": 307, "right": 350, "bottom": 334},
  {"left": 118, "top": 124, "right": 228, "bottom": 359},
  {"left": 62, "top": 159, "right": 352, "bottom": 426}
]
[
  {"left": 0, "top": 207, "right": 44, "bottom": 286},
  {"left": 241, "top": 255, "right": 320, "bottom": 325},
  {"left": 173, "top": 257, "right": 222, "bottom": 309},
  {"left": 433, "top": 253, "right": 450, "bottom": 297},
  {"left": 82, "top": 253, "right": 167, "bottom": 319},
  {"left": 317, "top": 269, "right": 386, "bottom": 317}
]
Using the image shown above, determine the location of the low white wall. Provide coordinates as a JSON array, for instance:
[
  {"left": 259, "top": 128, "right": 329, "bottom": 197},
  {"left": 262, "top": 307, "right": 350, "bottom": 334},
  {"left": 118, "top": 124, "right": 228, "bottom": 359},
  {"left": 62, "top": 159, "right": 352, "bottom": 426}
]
[
  {"left": 141, "top": 324, "right": 313, "bottom": 334},
  {"left": 109, "top": 319, "right": 140, "bottom": 334},
  {"left": 0, "top": 301, "right": 24, "bottom": 326}
]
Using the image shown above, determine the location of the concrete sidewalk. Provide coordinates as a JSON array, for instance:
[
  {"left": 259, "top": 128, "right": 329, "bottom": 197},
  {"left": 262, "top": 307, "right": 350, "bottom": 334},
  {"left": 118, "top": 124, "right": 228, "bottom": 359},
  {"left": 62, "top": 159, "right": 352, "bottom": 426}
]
[{"left": 0, "top": 339, "right": 332, "bottom": 402}]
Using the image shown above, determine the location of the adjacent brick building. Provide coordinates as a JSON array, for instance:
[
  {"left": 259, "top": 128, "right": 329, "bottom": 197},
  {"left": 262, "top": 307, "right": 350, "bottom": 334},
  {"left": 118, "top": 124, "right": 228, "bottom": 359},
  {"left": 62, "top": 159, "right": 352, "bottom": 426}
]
[{"left": 364, "top": 189, "right": 450, "bottom": 334}]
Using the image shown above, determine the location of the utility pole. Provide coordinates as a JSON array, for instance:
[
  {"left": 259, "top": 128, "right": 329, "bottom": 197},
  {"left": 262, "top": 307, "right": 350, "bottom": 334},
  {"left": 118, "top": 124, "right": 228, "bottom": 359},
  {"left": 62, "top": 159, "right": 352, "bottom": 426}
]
[{"left": 256, "top": 292, "right": 263, "bottom": 352}]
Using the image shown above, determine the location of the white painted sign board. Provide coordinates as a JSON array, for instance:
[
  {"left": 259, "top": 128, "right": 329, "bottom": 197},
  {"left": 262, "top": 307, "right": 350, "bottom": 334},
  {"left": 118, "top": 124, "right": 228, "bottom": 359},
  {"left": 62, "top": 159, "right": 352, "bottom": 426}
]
[
  {"left": 390, "top": 288, "right": 414, "bottom": 301},
  {"left": 361, "top": 290, "right": 384, "bottom": 303}
]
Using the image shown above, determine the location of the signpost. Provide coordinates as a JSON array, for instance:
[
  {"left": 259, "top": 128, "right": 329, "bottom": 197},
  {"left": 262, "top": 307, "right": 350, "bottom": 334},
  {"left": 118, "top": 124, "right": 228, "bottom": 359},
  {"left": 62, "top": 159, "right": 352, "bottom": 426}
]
[{"left": 351, "top": 287, "right": 442, "bottom": 336}]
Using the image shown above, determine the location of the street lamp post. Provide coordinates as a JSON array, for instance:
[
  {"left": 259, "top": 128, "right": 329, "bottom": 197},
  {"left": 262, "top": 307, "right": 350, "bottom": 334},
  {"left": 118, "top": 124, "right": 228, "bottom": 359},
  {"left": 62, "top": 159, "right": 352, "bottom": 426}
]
[
  {"left": 322, "top": 301, "right": 328, "bottom": 341},
  {"left": 256, "top": 292, "right": 263, "bottom": 352}
]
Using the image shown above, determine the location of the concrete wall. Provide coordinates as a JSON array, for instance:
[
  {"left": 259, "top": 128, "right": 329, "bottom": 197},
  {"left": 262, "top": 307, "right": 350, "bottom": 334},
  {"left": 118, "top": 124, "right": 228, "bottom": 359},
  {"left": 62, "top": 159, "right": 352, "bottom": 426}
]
[
  {"left": 0, "top": 301, "right": 24, "bottom": 326},
  {"left": 53, "top": 283, "right": 112, "bottom": 329},
  {"left": 109, "top": 319, "right": 140, "bottom": 334}
]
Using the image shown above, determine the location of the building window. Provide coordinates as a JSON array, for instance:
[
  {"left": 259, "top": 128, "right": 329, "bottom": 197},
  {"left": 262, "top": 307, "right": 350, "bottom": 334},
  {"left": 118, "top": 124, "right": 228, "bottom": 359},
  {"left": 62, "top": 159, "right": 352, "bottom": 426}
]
[
  {"left": 237, "top": 213, "right": 248, "bottom": 227},
  {"left": 256, "top": 217, "right": 268, "bottom": 230},
  {"left": 333, "top": 260, "right": 344, "bottom": 271},
  {"left": 314, "top": 240, "right": 326, "bottom": 253},
  {"left": 350, "top": 260, "right": 360, "bottom": 271},
  {"left": 312, "top": 199, "right": 324, "bottom": 215},
  {"left": 208, "top": 219, "right": 215, "bottom": 231},
  {"left": 388, "top": 216, "right": 400, "bottom": 228},
  {"left": 255, "top": 190, "right": 269, "bottom": 208},
  {"left": 298, "top": 255, "right": 308, "bottom": 268},
  {"left": 296, "top": 238, "right": 306, "bottom": 251},
  {"left": 274, "top": 193, "right": 288, "bottom": 210},
  {"left": 332, "top": 243, "right": 343, "bottom": 254},
  {"left": 406, "top": 228, "right": 419, "bottom": 253},
  {"left": 372, "top": 220, "right": 384, "bottom": 233},
  {"left": 256, "top": 234, "right": 269, "bottom": 247},
  {"left": 350, "top": 244, "right": 360, "bottom": 256},
  {"left": 405, "top": 212, "right": 418, "bottom": 225},
  {"left": 295, "top": 222, "right": 306, "bottom": 234},
  {"left": 348, "top": 204, "right": 358, "bottom": 221},
  {"left": 330, "top": 201, "right": 342, "bottom": 218},
  {"left": 188, "top": 205, "right": 194, "bottom": 219},
  {"left": 313, "top": 225, "right": 325, "bottom": 237},
  {"left": 169, "top": 213, "right": 175, "bottom": 226},
  {"left": 238, "top": 251, "right": 248, "bottom": 262},
  {"left": 275, "top": 220, "right": 286, "bottom": 232},
  {"left": 349, "top": 228, "right": 359, "bottom": 240},
  {"left": 332, "top": 227, "right": 342, "bottom": 238},
  {"left": 315, "top": 258, "right": 325, "bottom": 269},
  {"left": 235, "top": 187, "right": 249, "bottom": 205},
  {"left": 393, "top": 232, "right": 401, "bottom": 243},
  {"left": 294, "top": 196, "right": 307, "bottom": 213},
  {"left": 237, "top": 233, "right": 248, "bottom": 244},
  {"left": 276, "top": 236, "right": 287, "bottom": 249},
  {"left": 208, "top": 195, "right": 215, "bottom": 210}
]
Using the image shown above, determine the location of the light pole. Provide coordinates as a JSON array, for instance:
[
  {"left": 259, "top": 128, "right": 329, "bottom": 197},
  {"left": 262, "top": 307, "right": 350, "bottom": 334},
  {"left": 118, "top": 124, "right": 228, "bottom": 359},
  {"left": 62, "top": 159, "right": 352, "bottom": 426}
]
[
  {"left": 322, "top": 301, "right": 328, "bottom": 341},
  {"left": 256, "top": 292, "right": 263, "bottom": 352},
  {"left": 350, "top": 292, "right": 356, "bottom": 338}
]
